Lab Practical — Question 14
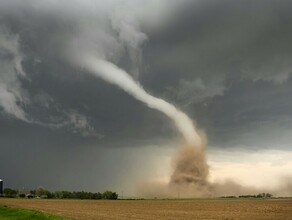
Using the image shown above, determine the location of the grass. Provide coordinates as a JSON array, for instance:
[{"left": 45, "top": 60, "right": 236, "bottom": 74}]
[{"left": 0, "top": 205, "right": 66, "bottom": 220}]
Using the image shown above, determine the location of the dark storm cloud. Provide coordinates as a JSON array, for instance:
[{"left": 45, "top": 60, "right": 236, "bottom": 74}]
[
  {"left": 0, "top": 0, "right": 179, "bottom": 191},
  {"left": 197, "top": 78, "right": 292, "bottom": 149},
  {"left": 0, "top": 0, "right": 292, "bottom": 191},
  {"left": 143, "top": 0, "right": 292, "bottom": 87},
  {"left": 0, "top": 0, "right": 175, "bottom": 141},
  {"left": 142, "top": 0, "right": 292, "bottom": 149}
]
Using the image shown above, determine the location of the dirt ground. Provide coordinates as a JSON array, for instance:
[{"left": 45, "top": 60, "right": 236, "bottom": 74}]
[{"left": 0, "top": 198, "right": 292, "bottom": 220}]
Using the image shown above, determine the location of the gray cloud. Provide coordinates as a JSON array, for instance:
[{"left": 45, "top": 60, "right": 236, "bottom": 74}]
[
  {"left": 0, "top": 26, "right": 27, "bottom": 120},
  {"left": 143, "top": 0, "right": 292, "bottom": 89},
  {"left": 0, "top": 0, "right": 292, "bottom": 192},
  {"left": 67, "top": 112, "right": 104, "bottom": 138},
  {"left": 165, "top": 78, "right": 226, "bottom": 106}
]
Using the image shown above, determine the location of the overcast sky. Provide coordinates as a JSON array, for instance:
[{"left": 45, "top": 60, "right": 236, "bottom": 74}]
[{"left": 0, "top": 0, "right": 292, "bottom": 194}]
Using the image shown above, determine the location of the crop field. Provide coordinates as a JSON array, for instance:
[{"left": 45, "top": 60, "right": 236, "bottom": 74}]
[{"left": 0, "top": 198, "right": 292, "bottom": 220}]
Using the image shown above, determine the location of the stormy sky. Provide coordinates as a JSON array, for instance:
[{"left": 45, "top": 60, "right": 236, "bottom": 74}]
[{"left": 0, "top": 0, "right": 292, "bottom": 195}]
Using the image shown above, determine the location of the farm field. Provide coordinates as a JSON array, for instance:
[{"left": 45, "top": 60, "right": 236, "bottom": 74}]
[{"left": 0, "top": 198, "right": 292, "bottom": 220}]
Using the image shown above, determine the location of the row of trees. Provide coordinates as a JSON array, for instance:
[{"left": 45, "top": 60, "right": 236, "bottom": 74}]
[
  {"left": 53, "top": 190, "right": 118, "bottom": 200},
  {"left": 1, "top": 187, "right": 118, "bottom": 200},
  {"left": 221, "top": 193, "right": 273, "bottom": 199},
  {"left": 239, "top": 193, "right": 273, "bottom": 198},
  {"left": 2, "top": 188, "right": 18, "bottom": 198}
]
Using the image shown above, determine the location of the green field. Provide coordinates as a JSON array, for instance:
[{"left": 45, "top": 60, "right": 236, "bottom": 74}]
[{"left": 0, "top": 205, "right": 66, "bottom": 220}]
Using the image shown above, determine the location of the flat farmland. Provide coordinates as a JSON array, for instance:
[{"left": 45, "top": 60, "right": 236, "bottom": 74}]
[{"left": 0, "top": 198, "right": 292, "bottom": 220}]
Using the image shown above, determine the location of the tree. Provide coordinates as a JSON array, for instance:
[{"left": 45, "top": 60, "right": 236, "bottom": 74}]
[
  {"left": 36, "top": 187, "right": 52, "bottom": 198},
  {"left": 266, "top": 193, "right": 273, "bottom": 198},
  {"left": 3, "top": 188, "right": 18, "bottom": 198},
  {"left": 102, "top": 190, "right": 118, "bottom": 200},
  {"left": 257, "top": 193, "right": 273, "bottom": 198},
  {"left": 19, "top": 193, "right": 26, "bottom": 198},
  {"left": 92, "top": 192, "right": 102, "bottom": 200}
]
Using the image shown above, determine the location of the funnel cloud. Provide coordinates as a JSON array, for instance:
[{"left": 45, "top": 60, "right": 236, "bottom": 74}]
[
  {"left": 78, "top": 57, "right": 202, "bottom": 147},
  {"left": 75, "top": 55, "right": 210, "bottom": 195}
]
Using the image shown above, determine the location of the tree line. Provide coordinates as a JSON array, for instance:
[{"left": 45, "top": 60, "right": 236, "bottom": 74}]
[
  {"left": 238, "top": 193, "right": 273, "bottom": 198},
  {"left": 1, "top": 187, "right": 118, "bottom": 200},
  {"left": 221, "top": 193, "right": 273, "bottom": 199}
]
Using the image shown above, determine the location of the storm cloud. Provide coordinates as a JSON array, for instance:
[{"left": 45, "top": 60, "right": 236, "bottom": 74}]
[{"left": 0, "top": 0, "right": 292, "bottom": 194}]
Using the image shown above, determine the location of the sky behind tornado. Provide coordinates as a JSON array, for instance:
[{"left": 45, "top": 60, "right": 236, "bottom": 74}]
[{"left": 0, "top": 0, "right": 292, "bottom": 195}]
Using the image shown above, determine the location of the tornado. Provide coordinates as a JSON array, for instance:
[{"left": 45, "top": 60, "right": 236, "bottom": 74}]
[
  {"left": 78, "top": 55, "right": 209, "bottom": 196},
  {"left": 80, "top": 56, "right": 202, "bottom": 147}
]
